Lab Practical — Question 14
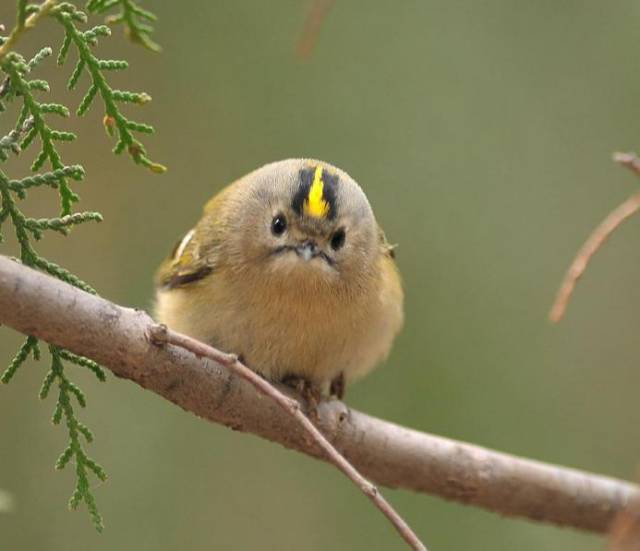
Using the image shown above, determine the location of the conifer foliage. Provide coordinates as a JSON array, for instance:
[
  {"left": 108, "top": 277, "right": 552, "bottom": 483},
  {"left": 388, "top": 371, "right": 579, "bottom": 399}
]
[{"left": 0, "top": 0, "right": 161, "bottom": 531}]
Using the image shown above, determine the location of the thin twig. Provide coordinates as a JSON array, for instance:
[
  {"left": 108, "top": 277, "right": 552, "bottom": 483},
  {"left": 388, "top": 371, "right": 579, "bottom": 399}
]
[
  {"left": 0, "top": 0, "right": 59, "bottom": 63},
  {"left": 148, "top": 324, "right": 427, "bottom": 551},
  {"left": 549, "top": 154, "right": 640, "bottom": 322},
  {"left": 296, "top": 0, "right": 335, "bottom": 60}
]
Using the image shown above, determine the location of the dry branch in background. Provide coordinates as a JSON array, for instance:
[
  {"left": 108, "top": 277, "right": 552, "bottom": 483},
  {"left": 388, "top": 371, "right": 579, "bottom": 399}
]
[
  {"left": 549, "top": 152, "right": 640, "bottom": 322},
  {"left": 296, "top": 0, "right": 335, "bottom": 60},
  {"left": 0, "top": 255, "right": 638, "bottom": 535}
]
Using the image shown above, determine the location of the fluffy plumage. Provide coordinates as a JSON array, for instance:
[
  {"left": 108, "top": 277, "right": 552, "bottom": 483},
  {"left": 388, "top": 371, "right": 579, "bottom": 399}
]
[{"left": 154, "top": 159, "right": 403, "bottom": 395}]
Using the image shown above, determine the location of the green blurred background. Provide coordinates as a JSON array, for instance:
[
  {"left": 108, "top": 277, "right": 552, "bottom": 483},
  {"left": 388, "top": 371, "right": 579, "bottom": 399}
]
[{"left": 2, "top": 1, "right": 640, "bottom": 549}]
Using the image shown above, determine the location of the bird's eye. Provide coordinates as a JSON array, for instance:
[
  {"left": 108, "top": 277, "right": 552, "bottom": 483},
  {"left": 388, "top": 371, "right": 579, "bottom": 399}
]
[
  {"left": 330, "top": 228, "right": 346, "bottom": 251},
  {"left": 271, "top": 214, "right": 287, "bottom": 236}
]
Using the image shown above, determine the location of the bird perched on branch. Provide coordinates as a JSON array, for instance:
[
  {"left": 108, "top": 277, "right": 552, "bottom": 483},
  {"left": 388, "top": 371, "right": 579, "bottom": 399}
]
[{"left": 154, "top": 159, "right": 403, "bottom": 401}]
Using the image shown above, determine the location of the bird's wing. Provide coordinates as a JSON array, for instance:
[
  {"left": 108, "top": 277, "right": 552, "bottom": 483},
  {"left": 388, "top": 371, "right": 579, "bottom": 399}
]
[
  {"left": 154, "top": 226, "right": 215, "bottom": 290},
  {"left": 155, "top": 184, "right": 237, "bottom": 290}
]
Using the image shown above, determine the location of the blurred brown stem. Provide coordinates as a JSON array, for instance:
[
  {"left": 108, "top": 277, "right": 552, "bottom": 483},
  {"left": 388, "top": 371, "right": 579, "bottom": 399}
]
[
  {"left": 0, "top": 254, "right": 637, "bottom": 535},
  {"left": 549, "top": 152, "right": 640, "bottom": 322},
  {"left": 296, "top": 0, "right": 335, "bottom": 60}
]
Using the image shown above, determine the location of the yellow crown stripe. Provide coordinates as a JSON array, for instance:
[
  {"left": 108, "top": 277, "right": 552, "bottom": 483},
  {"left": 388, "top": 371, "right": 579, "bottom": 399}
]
[{"left": 304, "top": 165, "right": 330, "bottom": 218}]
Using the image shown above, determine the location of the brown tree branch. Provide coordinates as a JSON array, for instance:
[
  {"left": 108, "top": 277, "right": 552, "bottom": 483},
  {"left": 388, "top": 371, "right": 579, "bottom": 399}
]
[
  {"left": 148, "top": 324, "right": 426, "bottom": 551},
  {"left": 0, "top": 254, "right": 637, "bottom": 534}
]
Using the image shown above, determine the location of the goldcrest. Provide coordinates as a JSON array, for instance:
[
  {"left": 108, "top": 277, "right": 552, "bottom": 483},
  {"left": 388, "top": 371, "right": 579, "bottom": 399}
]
[{"left": 154, "top": 159, "right": 403, "bottom": 399}]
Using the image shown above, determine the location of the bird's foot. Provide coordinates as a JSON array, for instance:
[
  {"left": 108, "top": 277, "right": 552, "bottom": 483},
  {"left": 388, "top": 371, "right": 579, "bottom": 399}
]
[
  {"left": 329, "top": 372, "right": 346, "bottom": 400},
  {"left": 281, "top": 375, "right": 322, "bottom": 421}
]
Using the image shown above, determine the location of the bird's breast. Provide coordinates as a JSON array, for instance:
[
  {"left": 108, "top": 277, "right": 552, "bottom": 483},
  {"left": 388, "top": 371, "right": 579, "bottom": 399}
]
[{"left": 155, "top": 262, "right": 400, "bottom": 388}]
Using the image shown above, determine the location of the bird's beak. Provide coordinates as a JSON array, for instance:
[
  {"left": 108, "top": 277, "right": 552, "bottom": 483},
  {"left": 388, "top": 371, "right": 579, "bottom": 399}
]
[{"left": 296, "top": 240, "right": 318, "bottom": 262}]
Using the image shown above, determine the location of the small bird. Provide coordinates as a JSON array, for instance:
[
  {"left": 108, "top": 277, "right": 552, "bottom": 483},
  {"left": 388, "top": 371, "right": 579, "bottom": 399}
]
[{"left": 154, "top": 159, "right": 403, "bottom": 400}]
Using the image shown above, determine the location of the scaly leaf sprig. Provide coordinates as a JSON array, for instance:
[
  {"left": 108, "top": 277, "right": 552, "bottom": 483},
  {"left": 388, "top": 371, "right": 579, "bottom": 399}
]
[
  {"left": 1, "top": 47, "right": 79, "bottom": 215},
  {"left": 0, "top": 0, "right": 161, "bottom": 532},
  {"left": 0, "top": 341, "right": 107, "bottom": 531},
  {"left": 86, "top": 0, "right": 161, "bottom": 52},
  {"left": 0, "top": 164, "right": 99, "bottom": 285},
  {"left": 0, "top": 123, "right": 106, "bottom": 531},
  {"left": 53, "top": 3, "right": 165, "bottom": 173},
  {"left": 41, "top": 344, "right": 107, "bottom": 532}
]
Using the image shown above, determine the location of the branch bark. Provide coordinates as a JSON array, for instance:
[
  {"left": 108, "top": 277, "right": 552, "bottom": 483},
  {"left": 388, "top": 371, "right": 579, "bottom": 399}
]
[{"left": 0, "top": 254, "right": 637, "bottom": 534}]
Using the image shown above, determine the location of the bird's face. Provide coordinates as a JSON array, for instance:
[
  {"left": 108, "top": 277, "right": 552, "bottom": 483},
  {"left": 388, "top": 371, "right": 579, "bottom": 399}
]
[{"left": 227, "top": 159, "right": 379, "bottom": 288}]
